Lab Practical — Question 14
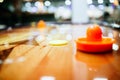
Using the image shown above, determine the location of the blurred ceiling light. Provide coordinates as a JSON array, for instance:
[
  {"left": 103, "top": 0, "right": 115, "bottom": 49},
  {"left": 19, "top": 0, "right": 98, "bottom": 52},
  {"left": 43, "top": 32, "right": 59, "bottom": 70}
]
[
  {"left": 87, "top": 0, "right": 93, "bottom": 4},
  {"left": 44, "top": 0, "right": 51, "bottom": 7},
  {"left": 34, "top": 1, "right": 44, "bottom": 12},
  {"left": 31, "top": 7, "right": 38, "bottom": 13},
  {"left": 93, "top": 77, "right": 108, "bottom": 80},
  {"left": 25, "top": 2, "right": 31, "bottom": 7},
  {"left": 35, "top": 1, "right": 41, "bottom": 7},
  {"left": 98, "top": 5, "right": 104, "bottom": 10},
  {"left": 0, "top": 0, "right": 4, "bottom": 3},
  {"left": 65, "top": 0, "right": 71, "bottom": 6},
  {"left": 98, "top": 0, "right": 104, "bottom": 4},
  {"left": 109, "top": 0, "right": 114, "bottom": 3}
]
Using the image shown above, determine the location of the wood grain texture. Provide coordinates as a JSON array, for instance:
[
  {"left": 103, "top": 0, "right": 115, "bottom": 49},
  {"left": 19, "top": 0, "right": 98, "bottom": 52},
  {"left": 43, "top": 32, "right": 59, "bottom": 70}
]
[
  {"left": 0, "top": 43, "right": 73, "bottom": 80},
  {"left": 0, "top": 45, "right": 50, "bottom": 80},
  {"left": 0, "top": 25, "right": 120, "bottom": 80}
]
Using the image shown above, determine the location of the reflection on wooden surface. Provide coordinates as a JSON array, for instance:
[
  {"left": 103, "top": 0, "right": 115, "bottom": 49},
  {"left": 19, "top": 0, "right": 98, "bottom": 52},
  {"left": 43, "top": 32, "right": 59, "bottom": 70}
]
[
  {"left": 0, "top": 44, "right": 73, "bottom": 80},
  {"left": 0, "top": 25, "right": 120, "bottom": 80}
]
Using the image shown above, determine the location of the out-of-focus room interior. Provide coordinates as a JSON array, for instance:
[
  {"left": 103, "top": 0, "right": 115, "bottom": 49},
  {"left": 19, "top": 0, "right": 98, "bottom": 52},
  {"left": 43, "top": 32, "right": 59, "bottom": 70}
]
[{"left": 0, "top": 0, "right": 120, "bottom": 29}]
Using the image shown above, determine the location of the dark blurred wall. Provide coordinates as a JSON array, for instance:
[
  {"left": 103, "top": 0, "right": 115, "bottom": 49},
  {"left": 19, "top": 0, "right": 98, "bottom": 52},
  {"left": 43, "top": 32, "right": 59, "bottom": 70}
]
[
  {"left": 0, "top": 0, "right": 22, "bottom": 26},
  {"left": 0, "top": 0, "right": 13, "bottom": 26}
]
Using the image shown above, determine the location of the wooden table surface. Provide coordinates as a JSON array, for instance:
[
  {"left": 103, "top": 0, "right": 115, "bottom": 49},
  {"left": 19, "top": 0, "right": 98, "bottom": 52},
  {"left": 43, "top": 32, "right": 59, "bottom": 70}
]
[{"left": 0, "top": 24, "right": 120, "bottom": 80}]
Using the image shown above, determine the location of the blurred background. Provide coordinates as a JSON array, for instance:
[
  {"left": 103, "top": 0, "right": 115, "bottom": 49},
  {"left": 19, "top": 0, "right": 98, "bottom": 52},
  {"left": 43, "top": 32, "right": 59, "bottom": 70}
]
[{"left": 0, "top": 0, "right": 120, "bottom": 28}]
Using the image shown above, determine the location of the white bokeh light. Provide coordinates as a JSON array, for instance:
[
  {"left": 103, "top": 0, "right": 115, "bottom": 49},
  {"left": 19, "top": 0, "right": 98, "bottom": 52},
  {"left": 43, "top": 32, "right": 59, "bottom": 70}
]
[
  {"left": 0, "top": 0, "right": 4, "bottom": 3},
  {"left": 87, "top": 0, "right": 93, "bottom": 4},
  {"left": 40, "top": 76, "right": 55, "bottom": 80},
  {"left": 98, "top": 5, "right": 104, "bottom": 10},
  {"left": 35, "top": 1, "right": 41, "bottom": 7},
  {"left": 98, "top": 0, "right": 104, "bottom": 4},
  {"left": 112, "top": 44, "right": 119, "bottom": 51},
  {"left": 4, "top": 58, "right": 14, "bottom": 64},
  {"left": 93, "top": 77, "right": 108, "bottom": 80},
  {"left": 109, "top": 0, "right": 114, "bottom": 3},
  {"left": 65, "top": 0, "right": 71, "bottom": 5},
  {"left": 17, "top": 57, "right": 26, "bottom": 62},
  {"left": 25, "top": 2, "right": 31, "bottom": 8},
  {"left": 44, "top": 1, "right": 51, "bottom": 7}
]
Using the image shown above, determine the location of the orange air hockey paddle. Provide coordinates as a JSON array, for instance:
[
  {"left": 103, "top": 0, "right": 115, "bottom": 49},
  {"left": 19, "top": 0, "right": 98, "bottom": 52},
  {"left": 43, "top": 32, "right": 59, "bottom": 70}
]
[{"left": 76, "top": 25, "right": 115, "bottom": 52}]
